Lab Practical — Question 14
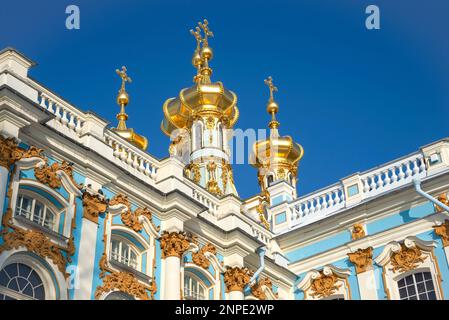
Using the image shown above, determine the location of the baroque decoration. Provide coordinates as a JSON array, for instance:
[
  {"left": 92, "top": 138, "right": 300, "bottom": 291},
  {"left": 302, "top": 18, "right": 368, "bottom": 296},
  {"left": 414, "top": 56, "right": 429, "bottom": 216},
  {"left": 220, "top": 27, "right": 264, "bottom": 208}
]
[
  {"left": 251, "top": 277, "right": 277, "bottom": 300},
  {"left": 433, "top": 220, "right": 449, "bottom": 247},
  {"left": 309, "top": 271, "right": 341, "bottom": 299},
  {"left": 160, "top": 231, "right": 192, "bottom": 258},
  {"left": 223, "top": 266, "right": 253, "bottom": 293},
  {"left": 351, "top": 223, "right": 366, "bottom": 240},
  {"left": 95, "top": 271, "right": 151, "bottom": 300},
  {"left": 110, "top": 194, "right": 159, "bottom": 232},
  {"left": 347, "top": 247, "right": 373, "bottom": 274},
  {"left": 390, "top": 244, "right": 425, "bottom": 273},
  {"left": 192, "top": 243, "right": 216, "bottom": 269},
  {"left": 0, "top": 227, "right": 69, "bottom": 277},
  {"left": 0, "top": 135, "right": 45, "bottom": 168},
  {"left": 435, "top": 193, "right": 449, "bottom": 212},
  {"left": 35, "top": 160, "right": 79, "bottom": 189},
  {"left": 82, "top": 191, "right": 108, "bottom": 223}
]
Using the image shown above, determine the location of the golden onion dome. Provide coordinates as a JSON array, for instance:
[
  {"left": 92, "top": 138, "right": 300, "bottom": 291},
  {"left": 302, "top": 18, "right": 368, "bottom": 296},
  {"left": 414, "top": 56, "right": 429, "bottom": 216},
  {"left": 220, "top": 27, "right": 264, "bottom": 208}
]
[
  {"left": 250, "top": 76, "right": 304, "bottom": 175},
  {"left": 161, "top": 21, "right": 239, "bottom": 136}
]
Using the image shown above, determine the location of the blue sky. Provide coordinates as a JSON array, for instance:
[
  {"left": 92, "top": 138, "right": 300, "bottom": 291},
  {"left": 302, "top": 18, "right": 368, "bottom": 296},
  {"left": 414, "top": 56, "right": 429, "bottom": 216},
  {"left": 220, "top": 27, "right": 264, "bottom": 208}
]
[{"left": 1, "top": 0, "right": 448, "bottom": 199}]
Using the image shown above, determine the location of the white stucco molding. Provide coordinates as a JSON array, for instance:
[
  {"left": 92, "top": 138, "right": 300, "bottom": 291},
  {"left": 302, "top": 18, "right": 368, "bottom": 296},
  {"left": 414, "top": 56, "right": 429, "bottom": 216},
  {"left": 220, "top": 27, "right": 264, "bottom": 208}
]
[{"left": 297, "top": 265, "right": 351, "bottom": 291}]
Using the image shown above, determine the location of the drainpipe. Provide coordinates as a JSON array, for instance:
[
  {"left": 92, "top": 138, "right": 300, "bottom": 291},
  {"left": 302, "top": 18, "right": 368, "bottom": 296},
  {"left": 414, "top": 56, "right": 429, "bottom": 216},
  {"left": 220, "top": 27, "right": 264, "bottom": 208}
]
[
  {"left": 244, "top": 246, "right": 267, "bottom": 295},
  {"left": 413, "top": 178, "right": 449, "bottom": 212}
]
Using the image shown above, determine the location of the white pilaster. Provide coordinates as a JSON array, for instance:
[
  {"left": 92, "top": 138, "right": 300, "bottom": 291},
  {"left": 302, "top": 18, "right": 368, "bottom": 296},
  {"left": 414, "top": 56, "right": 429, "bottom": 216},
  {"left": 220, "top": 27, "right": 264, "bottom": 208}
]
[
  {"left": 73, "top": 218, "right": 98, "bottom": 300},
  {"left": 356, "top": 269, "right": 378, "bottom": 300},
  {"left": 0, "top": 166, "right": 8, "bottom": 220},
  {"left": 163, "top": 256, "right": 181, "bottom": 300}
]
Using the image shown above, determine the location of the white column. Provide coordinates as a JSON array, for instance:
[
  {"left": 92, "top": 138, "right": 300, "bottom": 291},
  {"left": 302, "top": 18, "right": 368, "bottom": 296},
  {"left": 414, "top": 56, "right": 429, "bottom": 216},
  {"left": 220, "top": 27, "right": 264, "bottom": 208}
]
[
  {"left": 443, "top": 247, "right": 449, "bottom": 267},
  {"left": 0, "top": 166, "right": 9, "bottom": 224},
  {"left": 356, "top": 269, "right": 378, "bottom": 300},
  {"left": 73, "top": 218, "right": 98, "bottom": 300},
  {"left": 164, "top": 256, "right": 181, "bottom": 300}
]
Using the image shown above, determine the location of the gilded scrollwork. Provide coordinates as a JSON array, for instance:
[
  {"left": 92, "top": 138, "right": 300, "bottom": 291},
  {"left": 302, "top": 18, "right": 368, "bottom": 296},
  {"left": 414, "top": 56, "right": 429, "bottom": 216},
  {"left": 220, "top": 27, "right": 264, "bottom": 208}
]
[
  {"left": 251, "top": 277, "right": 277, "bottom": 300},
  {"left": 35, "top": 161, "right": 79, "bottom": 189},
  {"left": 0, "top": 228, "right": 69, "bottom": 277},
  {"left": 95, "top": 271, "right": 152, "bottom": 300},
  {"left": 433, "top": 220, "right": 449, "bottom": 247},
  {"left": 309, "top": 271, "right": 341, "bottom": 299},
  {"left": 223, "top": 266, "right": 253, "bottom": 293},
  {"left": 0, "top": 135, "right": 45, "bottom": 169},
  {"left": 390, "top": 244, "right": 425, "bottom": 273},
  {"left": 82, "top": 191, "right": 108, "bottom": 224},
  {"left": 192, "top": 243, "right": 216, "bottom": 269},
  {"left": 347, "top": 247, "right": 373, "bottom": 274},
  {"left": 435, "top": 193, "right": 449, "bottom": 212},
  {"left": 160, "top": 231, "right": 192, "bottom": 258}
]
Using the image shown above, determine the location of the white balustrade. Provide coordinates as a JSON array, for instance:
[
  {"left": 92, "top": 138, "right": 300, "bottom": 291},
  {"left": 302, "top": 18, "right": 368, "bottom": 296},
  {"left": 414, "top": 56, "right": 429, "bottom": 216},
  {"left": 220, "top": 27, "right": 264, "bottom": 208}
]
[
  {"left": 192, "top": 189, "right": 219, "bottom": 214},
  {"left": 283, "top": 152, "right": 428, "bottom": 231}
]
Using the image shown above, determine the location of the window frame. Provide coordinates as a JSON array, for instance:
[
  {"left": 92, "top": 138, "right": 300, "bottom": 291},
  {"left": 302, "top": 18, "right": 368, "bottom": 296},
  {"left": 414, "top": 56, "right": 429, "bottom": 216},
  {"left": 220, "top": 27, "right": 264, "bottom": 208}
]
[
  {"left": 183, "top": 272, "right": 208, "bottom": 300},
  {"left": 109, "top": 235, "right": 141, "bottom": 271},
  {"left": 0, "top": 262, "right": 46, "bottom": 300},
  {"left": 14, "top": 190, "right": 63, "bottom": 233}
]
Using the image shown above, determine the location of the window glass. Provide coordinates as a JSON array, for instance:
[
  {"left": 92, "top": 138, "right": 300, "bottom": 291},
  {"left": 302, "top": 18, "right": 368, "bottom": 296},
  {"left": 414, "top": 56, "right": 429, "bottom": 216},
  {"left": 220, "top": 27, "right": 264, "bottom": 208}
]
[
  {"left": 398, "top": 271, "right": 437, "bottom": 300},
  {"left": 15, "top": 194, "right": 56, "bottom": 231},
  {"left": 0, "top": 263, "right": 45, "bottom": 300}
]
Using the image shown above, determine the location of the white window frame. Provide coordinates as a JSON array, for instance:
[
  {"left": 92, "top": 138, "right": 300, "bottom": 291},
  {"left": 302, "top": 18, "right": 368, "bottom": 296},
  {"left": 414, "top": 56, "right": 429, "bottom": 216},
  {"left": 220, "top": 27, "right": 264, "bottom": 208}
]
[
  {"left": 183, "top": 273, "right": 207, "bottom": 300},
  {"left": 396, "top": 270, "right": 437, "bottom": 300},
  {"left": 109, "top": 235, "right": 141, "bottom": 271},
  {"left": 14, "top": 190, "right": 63, "bottom": 233}
]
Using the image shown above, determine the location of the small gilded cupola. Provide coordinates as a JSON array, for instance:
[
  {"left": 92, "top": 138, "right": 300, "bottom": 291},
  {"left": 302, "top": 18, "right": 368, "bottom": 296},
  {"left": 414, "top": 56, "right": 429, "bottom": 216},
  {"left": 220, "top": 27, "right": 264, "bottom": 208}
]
[
  {"left": 251, "top": 76, "right": 304, "bottom": 200},
  {"left": 161, "top": 19, "right": 239, "bottom": 197},
  {"left": 111, "top": 66, "right": 148, "bottom": 150}
]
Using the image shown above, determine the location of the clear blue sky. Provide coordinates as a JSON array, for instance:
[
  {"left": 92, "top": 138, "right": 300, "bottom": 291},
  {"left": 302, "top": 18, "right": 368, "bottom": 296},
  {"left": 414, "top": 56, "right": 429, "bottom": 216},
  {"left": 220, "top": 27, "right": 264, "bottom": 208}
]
[{"left": 1, "top": 0, "right": 448, "bottom": 199}]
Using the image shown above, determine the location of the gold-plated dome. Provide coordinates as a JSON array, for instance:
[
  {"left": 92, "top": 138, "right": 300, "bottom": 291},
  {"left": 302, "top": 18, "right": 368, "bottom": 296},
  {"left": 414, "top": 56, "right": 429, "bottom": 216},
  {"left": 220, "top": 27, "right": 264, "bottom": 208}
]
[
  {"left": 161, "top": 20, "right": 239, "bottom": 136},
  {"left": 112, "top": 66, "right": 148, "bottom": 150},
  {"left": 251, "top": 76, "right": 304, "bottom": 185}
]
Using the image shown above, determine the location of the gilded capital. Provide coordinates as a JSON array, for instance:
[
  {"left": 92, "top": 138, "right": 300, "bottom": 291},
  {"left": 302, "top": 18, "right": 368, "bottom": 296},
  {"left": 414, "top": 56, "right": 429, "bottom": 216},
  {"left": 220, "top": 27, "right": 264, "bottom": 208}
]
[
  {"left": 347, "top": 247, "right": 373, "bottom": 274},
  {"left": 160, "top": 231, "right": 191, "bottom": 259},
  {"left": 223, "top": 266, "right": 253, "bottom": 293},
  {"left": 433, "top": 220, "right": 449, "bottom": 247}
]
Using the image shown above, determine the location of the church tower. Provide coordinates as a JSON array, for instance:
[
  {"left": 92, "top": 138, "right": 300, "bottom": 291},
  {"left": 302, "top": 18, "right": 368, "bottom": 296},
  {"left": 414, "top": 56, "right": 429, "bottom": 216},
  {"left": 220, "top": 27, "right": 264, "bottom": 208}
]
[
  {"left": 161, "top": 20, "right": 239, "bottom": 196},
  {"left": 251, "top": 77, "right": 304, "bottom": 203}
]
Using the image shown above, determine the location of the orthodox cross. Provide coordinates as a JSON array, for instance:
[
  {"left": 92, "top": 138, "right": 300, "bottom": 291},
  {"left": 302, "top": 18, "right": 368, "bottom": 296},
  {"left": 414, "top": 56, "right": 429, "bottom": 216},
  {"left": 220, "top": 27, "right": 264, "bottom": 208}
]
[
  {"left": 190, "top": 26, "right": 203, "bottom": 50},
  {"left": 198, "top": 19, "right": 213, "bottom": 47},
  {"left": 116, "top": 66, "right": 132, "bottom": 91},
  {"left": 264, "top": 76, "right": 278, "bottom": 101}
]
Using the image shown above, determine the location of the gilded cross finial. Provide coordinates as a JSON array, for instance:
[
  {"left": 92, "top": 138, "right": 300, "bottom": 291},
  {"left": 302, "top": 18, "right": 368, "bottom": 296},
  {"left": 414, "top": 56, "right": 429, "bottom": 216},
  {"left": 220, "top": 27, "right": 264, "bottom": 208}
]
[
  {"left": 116, "top": 66, "right": 132, "bottom": 92},
  {"left": 198, "top": 19, "right": 213, "bottom": 47},
  {"left": 190, "top": 26, "right": 203, "bottom": 50},
  {"left": 264, "top": 76, "right": 278, "bottom": 101}
]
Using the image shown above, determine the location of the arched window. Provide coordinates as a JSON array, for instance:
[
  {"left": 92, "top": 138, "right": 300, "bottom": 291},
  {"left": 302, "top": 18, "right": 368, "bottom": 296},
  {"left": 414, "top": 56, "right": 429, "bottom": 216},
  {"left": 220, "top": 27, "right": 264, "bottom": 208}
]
[
  {"left": 110, "top": 237, "right": 139, "bottom": 270},
  {"left": 15, "top": 194, "right": 56, "bottom": 231},
  {"left": 184, "top": 274, "right": 206, "bottom": 300},
  {"left": 0, "top": 263, "right": 45, "bottom": 300},
  {"left": 397, "top": 271, "right": 437, "bottom": 300}
]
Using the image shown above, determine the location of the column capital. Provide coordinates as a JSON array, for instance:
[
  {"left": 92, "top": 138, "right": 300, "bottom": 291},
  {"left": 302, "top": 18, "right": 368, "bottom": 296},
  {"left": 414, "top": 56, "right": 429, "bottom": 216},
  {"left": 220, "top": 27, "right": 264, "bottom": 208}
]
[
  {"left": 223, "top": 266, "right": 252, "bottom": 293},
  {"left": 160, "top": 231, "right": 192, "bottom": 258},
  {"left": 347, "top": 247, "right": 373, "bottom": 274},
  {"left": 433, "top": 220, "right": 449, "bottom": 247}
]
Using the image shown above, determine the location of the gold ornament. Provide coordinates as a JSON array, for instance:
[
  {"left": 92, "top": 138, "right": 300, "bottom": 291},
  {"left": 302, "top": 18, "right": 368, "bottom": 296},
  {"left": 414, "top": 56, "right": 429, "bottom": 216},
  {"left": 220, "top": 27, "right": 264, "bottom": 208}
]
[
  {"left": 82, "top": 191, "right": 108, "bottom": 223},
  {"left": 223, "top": 266, "right": 253, "bottom": 293},
  {"left": 435, "top": 193, "right": 449, "bottom": 212},
  {"left": 0, "top": 228, "right": 68, "bottom": 277},
  {"left": 35, "top": 161, "right": 78, "bottom": 189},
  {"left": 351, "top": 223, "right": 366, "bottom": 240},
  {"left": 309, "top": 271, "right": 341, "bottom": 299},
  {"left": 95, "top": 271, "right": 152, "bottom": 300},
  {"left": 347, "top": 247, "right": 373, "bottom": 274},
  {"left": 192, "top": 243, "right": 216, "bottom": 269},
  {"left": 251, "top": 277, "right": 277, "bottom": 300},
  {"left": 160, "top": 231, "right": 191, "bottom": 258},
  {"left": 0, "top": 135, "right": 45, "bottom": 169},
  {"left": 390, "top": 244, "right": 425, "bottom": 273},
  {"left": 433, "top": 220, "right": 449, "bottom": 247}
]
